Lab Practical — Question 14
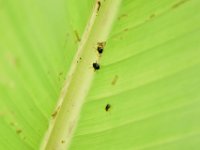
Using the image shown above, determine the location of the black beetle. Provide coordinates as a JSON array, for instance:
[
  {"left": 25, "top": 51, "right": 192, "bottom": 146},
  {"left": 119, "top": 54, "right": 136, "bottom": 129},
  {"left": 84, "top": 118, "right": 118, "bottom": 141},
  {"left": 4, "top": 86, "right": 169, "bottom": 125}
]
[
  {"left": 97, "top": 42, "right": 106, "bottom": 54},
  {"left": 97, "top": 47, "right": 103, "bottom": 54},
  {"left": 105, "top": 104, "right": 111, "bottom": 111},
  {"left": 93, "top": 62, "right": 100, "bottom": 70}
]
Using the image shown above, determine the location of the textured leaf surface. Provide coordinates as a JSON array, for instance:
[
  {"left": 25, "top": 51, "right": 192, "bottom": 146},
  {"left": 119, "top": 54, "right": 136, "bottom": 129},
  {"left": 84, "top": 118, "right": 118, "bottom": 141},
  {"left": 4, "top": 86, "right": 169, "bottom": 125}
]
[
  {"left": 1, "top": 0, "right": 200, "bottom": 150},
  {"left": 0, "top": 0, "right": 94, "bottom": 149}
]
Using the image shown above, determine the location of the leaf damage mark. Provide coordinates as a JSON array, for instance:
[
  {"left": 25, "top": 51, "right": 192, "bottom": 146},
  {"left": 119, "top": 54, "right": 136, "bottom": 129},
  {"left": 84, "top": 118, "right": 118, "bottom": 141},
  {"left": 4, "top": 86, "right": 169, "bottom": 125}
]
[
  {"left": 74, "top": 30, "right": 81, "bottom": 42},
  {"left": 58, "top": 72, "right": 65, "bottom": 81},
  {"left": 111, "top": 75, "right": 118, "bottom": 85},
  {"left": 118, "top": 14, "right": 128, "bottom": 20},
  {"left": 9, "top": 121, "right": 15, "bottom": 126},
  {"left": 51, "top": 106, "right": 61, "bottom": 119},
  {"left": 123, "top": 28, "right": 129, "bottom": 32},
  {"left": 61, "top": 140, "right": 65, "bottom": 144},
  {"left": 149, "top": 13, "right": 156, "bottom": 19},
  {"left": 68, "top": 121, "right": 76, "bottom": 135},
  {"left": 172, "top": 0, "right": 190, "bottom": 9},
  {"left": 16, "top": 129, "right": 22, "bottom": 134},
  {"left": 10, "top": 121, "right": 24, "bottom": 136},
  {"left": 97, "top": 1, "right": 101, "bottom": 12},
  {"left": 77, "top": 57, "right": 83, "bottom": 64},
  {"left": 59, "top": 72, "right": 63, "bottom": 76}
]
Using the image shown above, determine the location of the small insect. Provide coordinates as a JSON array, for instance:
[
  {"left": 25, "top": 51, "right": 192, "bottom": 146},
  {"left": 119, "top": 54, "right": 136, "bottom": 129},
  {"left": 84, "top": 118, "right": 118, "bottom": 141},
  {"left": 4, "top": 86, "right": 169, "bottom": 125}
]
[
  {"left": 105, "top": 104, "right": 111, "bottom": 111},
  {"left": 97, "top": 46, "right": 103, "bottom": 54},
  {"left": 93, "top": 62, "right": 100, "bottom": 70},
  {"left": 97, "top": 42, "right": 106, "bottom": 54}
]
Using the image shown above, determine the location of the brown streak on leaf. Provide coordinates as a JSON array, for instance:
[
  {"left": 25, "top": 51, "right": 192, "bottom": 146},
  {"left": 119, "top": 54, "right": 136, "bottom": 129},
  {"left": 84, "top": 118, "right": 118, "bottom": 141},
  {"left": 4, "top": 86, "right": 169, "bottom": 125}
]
[
  {"left": 118, "top": 14, "right": 128, "bottom": 20},
  {"left": 172, "top": 0, "right": 189, "bottom": 9},
  {"left": 51, "top": 106, "right": 61, "bottom": 119},
  {"left": 97, "top": 1, "right": 101, "bottom": 12},
  {"left": 74, "top": 30, "right": 81, "bottom": 42},
  {"left": 111, "top": 75, "right": 118, "bottom": 85}
]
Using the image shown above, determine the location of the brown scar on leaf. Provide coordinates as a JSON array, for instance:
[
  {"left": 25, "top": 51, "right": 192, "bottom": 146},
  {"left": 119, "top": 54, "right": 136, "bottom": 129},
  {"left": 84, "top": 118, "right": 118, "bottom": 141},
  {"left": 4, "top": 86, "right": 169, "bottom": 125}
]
[
  {"left": 97, "top": 1, "right": 101, "bottom": 12},
  {"left": 172, "top": 0, "right": 189, "bottom": 9},
  {"left": 51, "top": 106, "right": 61, "bottom": 119},
  {"left": 74, "top": 30, "right": 81, "bottom": 42},
  {"left": 111, "top": 75, "right": 118, "bottom": 85}
]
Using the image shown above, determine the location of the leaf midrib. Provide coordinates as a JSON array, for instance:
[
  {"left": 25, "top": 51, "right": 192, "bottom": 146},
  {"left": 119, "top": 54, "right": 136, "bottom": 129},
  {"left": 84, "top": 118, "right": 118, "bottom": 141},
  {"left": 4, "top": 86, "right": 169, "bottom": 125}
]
[{"left": 39, "top": 0, "right": 122, "bottom": 150}]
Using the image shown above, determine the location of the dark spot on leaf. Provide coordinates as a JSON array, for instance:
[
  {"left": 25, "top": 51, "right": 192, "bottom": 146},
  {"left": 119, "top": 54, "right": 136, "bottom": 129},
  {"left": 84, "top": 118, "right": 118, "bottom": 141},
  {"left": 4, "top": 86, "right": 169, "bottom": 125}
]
[
  {"left": 61, "top": 140, "right": 65, "bottom": 144},
  {"left": 149, "top": 13, "right": 156, "bottom": 19},
  {"left": 51, "top": 111, "right": 58, "bottom": 119},
  {"left": 51, "top": 106, "right": 60, "bottom": 119},
  {"left": 16, "top": 129, "right": 22, "bottom": 134},
  {"left": 77, "top": 57, "right": 82, "bottom": 63}
]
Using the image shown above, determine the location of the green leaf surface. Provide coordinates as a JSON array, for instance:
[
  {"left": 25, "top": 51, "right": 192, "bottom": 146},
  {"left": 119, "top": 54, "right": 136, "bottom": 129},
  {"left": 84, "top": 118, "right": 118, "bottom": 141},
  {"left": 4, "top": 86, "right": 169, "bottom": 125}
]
[{"left": 1, "top": 0, "right": 200, "bottom": 150}]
